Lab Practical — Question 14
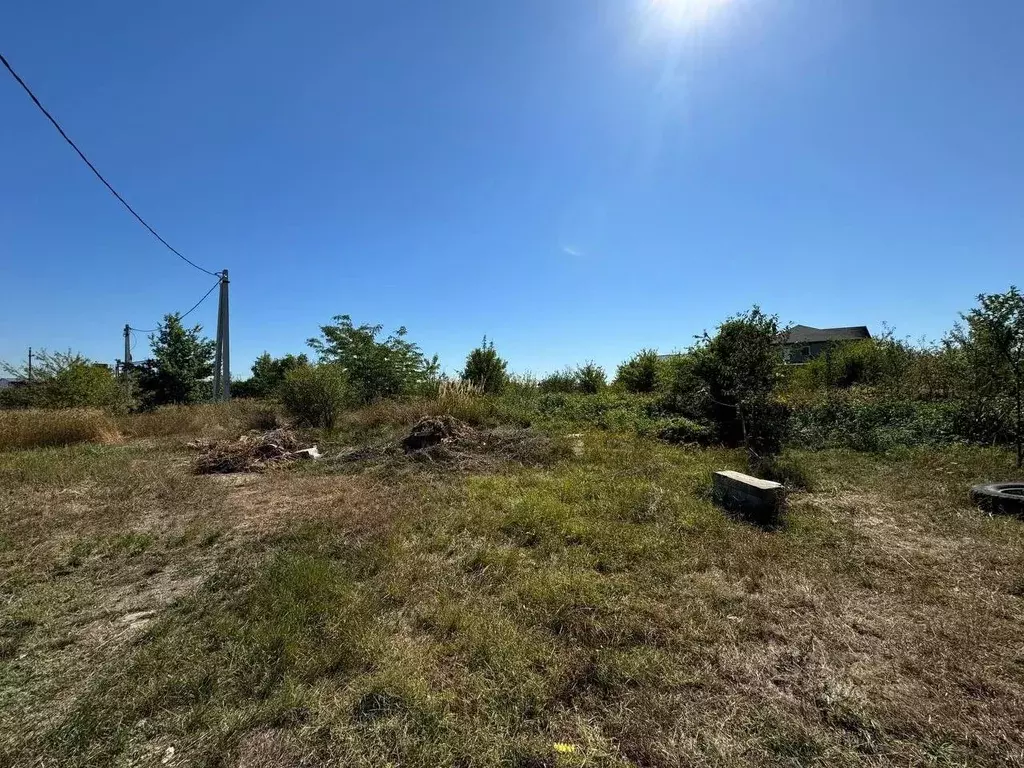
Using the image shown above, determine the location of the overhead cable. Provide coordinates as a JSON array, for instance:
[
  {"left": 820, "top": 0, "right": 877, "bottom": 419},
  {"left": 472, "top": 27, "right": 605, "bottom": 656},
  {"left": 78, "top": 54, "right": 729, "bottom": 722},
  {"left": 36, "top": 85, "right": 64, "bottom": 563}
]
[{"left": 0, "top": 51, "right": 220, "bottom": 277}]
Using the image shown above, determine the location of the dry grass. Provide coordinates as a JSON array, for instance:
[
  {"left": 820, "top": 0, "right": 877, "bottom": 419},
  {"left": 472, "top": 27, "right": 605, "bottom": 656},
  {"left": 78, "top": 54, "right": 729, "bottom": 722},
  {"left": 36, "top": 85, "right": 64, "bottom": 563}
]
[
  {"left": 2, "top": 415, "right": 1024, "bottom": 766},
  {"left": 339, "top": 396, "right": 491, "bottom": 433},
  {"left": 120, "top": 400, "right": 282, "bottom": 439},
  {"left": 0, "top": 408, "right": 122, "bottom": 450},
  {"left": 0, "top": 400, "right": 286, "bottom": 452}
]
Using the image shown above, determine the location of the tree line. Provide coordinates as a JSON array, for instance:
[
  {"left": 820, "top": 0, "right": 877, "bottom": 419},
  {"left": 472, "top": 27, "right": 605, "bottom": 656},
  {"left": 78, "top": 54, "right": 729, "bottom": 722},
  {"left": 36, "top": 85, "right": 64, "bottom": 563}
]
[{"left": 4, "top": 287, "right": 1023, "bottom": 467}]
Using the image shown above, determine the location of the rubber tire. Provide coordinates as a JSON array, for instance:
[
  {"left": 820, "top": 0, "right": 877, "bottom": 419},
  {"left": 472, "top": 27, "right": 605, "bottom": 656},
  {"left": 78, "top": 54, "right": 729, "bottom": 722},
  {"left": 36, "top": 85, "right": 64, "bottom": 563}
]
[{"left": 970, "top": 483, "right": 1024, "bottom": 516}]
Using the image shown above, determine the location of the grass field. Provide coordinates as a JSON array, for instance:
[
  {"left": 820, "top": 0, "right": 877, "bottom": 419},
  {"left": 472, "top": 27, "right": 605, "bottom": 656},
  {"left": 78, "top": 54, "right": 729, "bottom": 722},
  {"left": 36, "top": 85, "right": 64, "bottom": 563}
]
[{"left": 2, "top": 407, "right": 1024, "bottom": 766}]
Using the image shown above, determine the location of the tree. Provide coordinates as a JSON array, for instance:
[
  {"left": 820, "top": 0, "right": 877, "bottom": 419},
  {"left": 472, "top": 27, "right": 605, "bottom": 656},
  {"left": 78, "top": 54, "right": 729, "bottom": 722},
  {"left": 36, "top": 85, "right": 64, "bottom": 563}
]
[
  {"left": 954, "top": 287, "right": 1024, "bottom": 467},
  {"left": 307, "top": 315, "right": 438, "bottom": 404},
  {"left": 615, "top": 349, "right": 662, "bottom": 393},
  {"left": 136, "top": 314, "right": 216, "bottom": 406},
  {"left": 693, "top": 307, "right": 788, "bottom": 456},
  {"left": 246, "top": 352, "right": 310, "bottom": 398},
  {"left": 461, "top": 337, "right": 508, "bottom": 394}
]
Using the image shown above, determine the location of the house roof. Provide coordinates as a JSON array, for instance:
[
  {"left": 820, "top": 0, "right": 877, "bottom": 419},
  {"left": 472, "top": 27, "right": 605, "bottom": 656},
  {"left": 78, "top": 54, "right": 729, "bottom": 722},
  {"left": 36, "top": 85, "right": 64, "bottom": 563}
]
[{"left": 781, "top": 325, "right": 871, "bottom": 344}]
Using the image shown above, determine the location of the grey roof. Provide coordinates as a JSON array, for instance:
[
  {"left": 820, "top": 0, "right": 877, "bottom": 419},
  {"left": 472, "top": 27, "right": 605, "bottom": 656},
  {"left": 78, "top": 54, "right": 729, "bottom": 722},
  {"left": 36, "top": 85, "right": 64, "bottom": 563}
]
[{"left": 781, "top": 325, "right": 871, "bottom": 344}]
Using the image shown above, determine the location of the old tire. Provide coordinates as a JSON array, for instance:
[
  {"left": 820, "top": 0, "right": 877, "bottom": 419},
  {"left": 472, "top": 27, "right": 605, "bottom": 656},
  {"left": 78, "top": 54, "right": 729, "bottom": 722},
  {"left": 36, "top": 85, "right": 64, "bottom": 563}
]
[{"left": 970, "top": 483, "right": 1024, "bottom": 516}]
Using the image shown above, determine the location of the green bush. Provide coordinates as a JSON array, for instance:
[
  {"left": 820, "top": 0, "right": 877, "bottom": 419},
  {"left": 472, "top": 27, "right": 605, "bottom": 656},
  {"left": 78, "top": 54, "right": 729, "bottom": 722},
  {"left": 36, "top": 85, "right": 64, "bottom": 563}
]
[
  {"left": 280, "top": 364, "right": 349, "bottom": 429},
  {"left": 789, "top": 336, "right": 914, "bottom": 392},
  {"left": 0, "top": 351, "right": 133, "bottom": 412},
  {"left": 656, "top": 353, "right": 707, "bottom": 417},
  {"left": 576, "top": 362, "right": 607, "bottom": 394},
  {"left": 789, "top": 390, "right": 963, "bottom": 451},
  {"left": 656, "top": 417, "right": 712, "bottom": 445},
  {"left": 539, "top": 369, "right": 578, "bottom": 394},
  {"left": 461, "top": 338, "right": 508, "bottom": 394},
  {"left": 691, "top": 307, "right": 787, "bottom": 455},
  {"left": 615, "top": 349, "right": 663, "bottom": 394},
  {"left": 44, "top": 363, "right": 125, "bottom": 410},
  {"left": 534, "top": 392, "right": 658, "bottom": 433}
]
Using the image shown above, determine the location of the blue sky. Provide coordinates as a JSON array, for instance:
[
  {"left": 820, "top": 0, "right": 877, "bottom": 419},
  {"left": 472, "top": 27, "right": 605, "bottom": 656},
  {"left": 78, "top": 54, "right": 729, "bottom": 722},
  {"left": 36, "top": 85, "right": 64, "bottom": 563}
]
[{"left": 2, "top": 0, "right": 1022, "bottom": 378}]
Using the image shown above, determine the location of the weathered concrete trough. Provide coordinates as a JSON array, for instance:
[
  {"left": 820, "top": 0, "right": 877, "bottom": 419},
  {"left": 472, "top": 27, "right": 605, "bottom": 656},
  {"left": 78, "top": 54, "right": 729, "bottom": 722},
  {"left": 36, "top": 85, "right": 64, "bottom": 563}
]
[{"left": 712, "top": 470, "right": 784, "bottom": 517}]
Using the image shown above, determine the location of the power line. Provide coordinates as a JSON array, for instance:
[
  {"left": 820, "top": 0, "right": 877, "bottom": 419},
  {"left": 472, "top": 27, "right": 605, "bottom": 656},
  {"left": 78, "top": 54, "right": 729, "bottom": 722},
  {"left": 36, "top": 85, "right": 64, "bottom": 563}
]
[
  {"left": 129, "top": 277, "right": 222, "bottom": 335},
  {"left": 0, "top": 51, "right": 220, "bottom": 278}
]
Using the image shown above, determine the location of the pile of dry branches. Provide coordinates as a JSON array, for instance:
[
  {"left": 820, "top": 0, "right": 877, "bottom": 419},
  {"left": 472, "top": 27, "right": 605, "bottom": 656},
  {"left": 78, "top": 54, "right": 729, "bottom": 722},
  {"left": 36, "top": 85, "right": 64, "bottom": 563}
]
[{"left": 190, "top": 429, "right": 314, "bottom": 474}]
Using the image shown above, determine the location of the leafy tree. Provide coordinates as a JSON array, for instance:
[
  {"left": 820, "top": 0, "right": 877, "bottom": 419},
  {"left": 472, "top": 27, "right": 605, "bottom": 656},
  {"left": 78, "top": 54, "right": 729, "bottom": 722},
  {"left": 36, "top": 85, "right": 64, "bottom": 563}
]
[
  {"left": 136, "top": 314, "right": 216, "bottom": 406},
  {"left": 461, "top": 337, "right": 508, "bottom": 394},
  {"left": 693, "top": 307, "right": 788, "bottom": 456},
  {"left": 307, "top": 315, "right": 438, "bottom": 404},
  {"left": 280, "top": 363, "right": 349, "bottom": 429},
  {"left": 245, "top": 352, "right": 310, "bottom": 398},
  {"left": 951, "top": 287, "right": 1024, "bottom": 467},
  {"left": 615, "top": 349, "right": 663, "bottom": 393}
]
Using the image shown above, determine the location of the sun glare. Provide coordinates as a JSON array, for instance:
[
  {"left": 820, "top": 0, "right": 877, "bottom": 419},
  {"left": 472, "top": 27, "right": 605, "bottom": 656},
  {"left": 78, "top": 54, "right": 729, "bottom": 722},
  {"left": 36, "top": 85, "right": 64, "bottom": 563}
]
[{"left": 649, "top": 0, "right": 731, "bottom": 31}]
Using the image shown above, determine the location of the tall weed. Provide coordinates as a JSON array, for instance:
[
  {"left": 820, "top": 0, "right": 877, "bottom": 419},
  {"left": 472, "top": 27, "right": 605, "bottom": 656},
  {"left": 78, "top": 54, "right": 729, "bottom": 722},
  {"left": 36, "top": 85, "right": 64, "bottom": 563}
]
[{"left": 0, "top": 409, "right": 121, "bottom": 451}]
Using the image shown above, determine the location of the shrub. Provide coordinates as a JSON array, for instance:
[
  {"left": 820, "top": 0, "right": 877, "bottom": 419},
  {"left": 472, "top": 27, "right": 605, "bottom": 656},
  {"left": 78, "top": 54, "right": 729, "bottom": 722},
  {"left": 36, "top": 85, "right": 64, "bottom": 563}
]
[
  {"left": 656, "top": 353, "right": 707, "bottom": 417},
  {"left": 461, "top": 338, "right": 508, "bottom": 394},
  {"left": 789, "top": 390, "right": 963, "bottom": 452},
  {"left": 1, "top": 351, "right": 132, "bottom": 411},
  {"left": 535, "top": 392, "right": 658, "bottom": 433},
  {"left": 576, "top": 362, "right": 607, "bottom": 394},
  {"left": 280, "top": 364, "right": 349, "bottom": 429},
  {"left": 539, "top": 369, "right": 578, "bottom": 394},
  {"left": 615, "top": 349, "right": 663, "bottom": 394},
  {"left": 742, "top": 398, "right": 792, "bottom": 457},
  {"left": 656, "top": 417, "right": 712, "bottom": 445}
]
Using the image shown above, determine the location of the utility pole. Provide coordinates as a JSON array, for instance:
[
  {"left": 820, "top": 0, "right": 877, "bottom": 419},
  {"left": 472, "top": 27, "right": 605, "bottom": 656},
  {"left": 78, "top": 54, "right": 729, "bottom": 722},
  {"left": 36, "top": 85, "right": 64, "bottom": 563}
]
[
  {"left": 27, "top": 347, "right": 32, "bottom": 381},
  {"left": 222, "top": 269, "right": 230, "bottom": 399},
  {"left": 212, "top": 270, "right": 231, "bottom": 401},
  {"left": 123, "top": 324, "right": 132, "bottom": 367}
]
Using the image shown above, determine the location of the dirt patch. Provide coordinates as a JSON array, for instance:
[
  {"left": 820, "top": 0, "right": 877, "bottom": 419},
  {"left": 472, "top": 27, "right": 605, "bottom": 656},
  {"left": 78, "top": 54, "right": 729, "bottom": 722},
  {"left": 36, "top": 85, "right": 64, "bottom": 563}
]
[
  {"left": 190, "top": 429, "right": 317, "bottom": 474},
  {"left": 336, "top": 416, "right": 565, "bottom": 473}
]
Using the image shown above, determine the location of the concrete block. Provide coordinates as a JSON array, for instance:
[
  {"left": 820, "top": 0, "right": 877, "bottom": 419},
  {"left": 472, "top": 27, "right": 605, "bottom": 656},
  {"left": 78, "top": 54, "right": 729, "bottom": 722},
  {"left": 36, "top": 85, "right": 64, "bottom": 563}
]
[{"left": 713, "top": 470, "right": 783, "bottom": 512}]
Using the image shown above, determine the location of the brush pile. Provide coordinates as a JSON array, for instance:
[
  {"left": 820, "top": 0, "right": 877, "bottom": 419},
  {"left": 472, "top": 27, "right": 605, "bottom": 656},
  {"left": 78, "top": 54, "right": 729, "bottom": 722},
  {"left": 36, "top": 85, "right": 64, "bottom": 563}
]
[
  {"left": 334, "top": 416, "right": 564, "bottom": 473},
  {"left": 402, "top": 415, "right": 479, "bottom": 452},
  {"left": 191, "top": 429, "right": 318, "bottom": 474}
]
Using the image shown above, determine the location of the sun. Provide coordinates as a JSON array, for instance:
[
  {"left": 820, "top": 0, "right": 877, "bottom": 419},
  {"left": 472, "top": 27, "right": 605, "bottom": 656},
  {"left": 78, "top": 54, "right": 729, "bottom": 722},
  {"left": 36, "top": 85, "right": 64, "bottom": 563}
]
[{"left": 648, "top": 0, "right": 732, "bottom": 30}]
